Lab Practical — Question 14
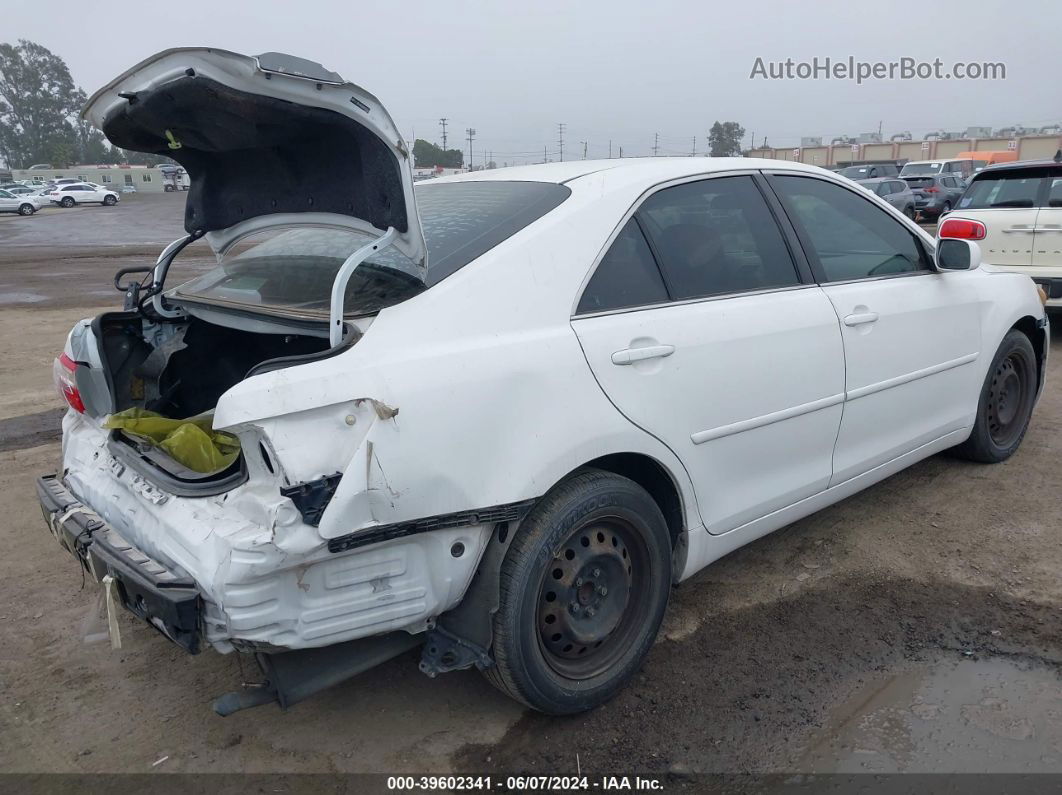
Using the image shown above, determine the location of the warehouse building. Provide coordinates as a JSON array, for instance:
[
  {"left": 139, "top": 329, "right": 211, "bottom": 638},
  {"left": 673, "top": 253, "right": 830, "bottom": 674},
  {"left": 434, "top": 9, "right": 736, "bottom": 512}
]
[
  {"left": 10, "top": 164, "right": 170, "bottom": 193},
  {"left": 749, "top": 133, "right": 1062, "bottom": 166}
]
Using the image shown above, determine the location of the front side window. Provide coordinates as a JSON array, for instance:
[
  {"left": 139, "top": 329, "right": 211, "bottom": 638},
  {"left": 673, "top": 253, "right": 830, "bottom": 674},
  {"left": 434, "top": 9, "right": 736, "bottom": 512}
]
[
  {"left": 772, "top": 175, "right": 930, "bottom": 282},
  {"left": 635, "top": 176, "right": 800, "bottom": 300},
  {"left": 959, "top": 169, "right": 1048, "bottom": 210},
  {"left": 175, "top": 181, "right": 571, "bottom": 318},
  {"left": 577, "top": 219, "right": 668, "bottom": 314}
]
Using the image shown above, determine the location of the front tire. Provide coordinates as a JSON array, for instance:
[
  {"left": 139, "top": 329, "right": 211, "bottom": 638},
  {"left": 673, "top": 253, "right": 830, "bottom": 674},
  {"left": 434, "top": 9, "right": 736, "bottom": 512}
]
[
  {"left": 952, "top": 330, "right": 1037, "bottom": 463},
  {"left": 102, "top": 194, "right": 117, "bottom": 206},
  {"left": 484, "top": 469, "right": 672, "bottom": 714},
  {"left": 18, "top": 203, "right": 35, "bottom": 216}
]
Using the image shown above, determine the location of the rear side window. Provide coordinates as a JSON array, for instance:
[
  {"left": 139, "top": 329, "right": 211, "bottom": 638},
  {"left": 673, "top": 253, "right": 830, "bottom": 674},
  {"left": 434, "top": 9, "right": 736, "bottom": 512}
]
[
  {"left": 636, "top": 176, "right": 800, "bottom": 300},
  {"left": 577, "top": 219, "right": 668, "bottom": 314},
  {"left": 959, "top": 169, "right": 1050, "bottom": 210},
  {"left": 772, "top": 175, "right": 929, "bottom": 282}
]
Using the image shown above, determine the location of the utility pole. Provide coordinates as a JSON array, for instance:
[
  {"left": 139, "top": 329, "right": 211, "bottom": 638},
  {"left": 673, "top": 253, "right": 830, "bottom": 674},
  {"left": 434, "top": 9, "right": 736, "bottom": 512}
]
[
  {"left": 466, "top": 127, "right": 475, "bottom": 170},
  {"left": 652, "top": 132, "right": 660, "bottom": 157},
  {"left": 750, "top": 130, "right": 755, "bottom": 151},
  {"left": 543, "top": 145, "right": 548, "bottom": 164},
  {"left": 691, "top": 136, "right": 697, "bottom": 157},
  {"left": 580, "top": 141, "right": 588, "bottom": 159},
  {"left": 608, "top": 139, "right": 613, "bottom": 159},
  {"left": 557, "top": 123, "right": 566, "bottom": 161},
  {"left": 619, "top": 146, "right": 623, "bottom": 158},
  {"left": 439, "top": 118, "right": 448, "bottom": 150}
]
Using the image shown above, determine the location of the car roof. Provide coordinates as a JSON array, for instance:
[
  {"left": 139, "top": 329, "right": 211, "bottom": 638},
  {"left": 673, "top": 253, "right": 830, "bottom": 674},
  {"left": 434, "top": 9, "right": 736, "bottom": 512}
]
[
  {"left": 972, "top": 158, "right": 1062, "bottom": 176},
  {"left": 428, "top": 157, "right": 830, "bottom": 187}
]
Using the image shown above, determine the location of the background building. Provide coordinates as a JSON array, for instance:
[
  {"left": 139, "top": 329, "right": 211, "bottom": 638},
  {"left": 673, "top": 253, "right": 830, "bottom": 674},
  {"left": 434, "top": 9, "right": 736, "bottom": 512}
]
[{"left": 11, "top": 164, "right": 169, "bottom": 192}]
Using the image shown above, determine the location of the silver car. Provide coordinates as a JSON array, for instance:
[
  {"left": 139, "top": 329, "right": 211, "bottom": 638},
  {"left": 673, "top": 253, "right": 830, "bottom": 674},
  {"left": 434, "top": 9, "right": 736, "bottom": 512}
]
[{"left": 857, "top": 177, "right": 916, "bottom": 219}]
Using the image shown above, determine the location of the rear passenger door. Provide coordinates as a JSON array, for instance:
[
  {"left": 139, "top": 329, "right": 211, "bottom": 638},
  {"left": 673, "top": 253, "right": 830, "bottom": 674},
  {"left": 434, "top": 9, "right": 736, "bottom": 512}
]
[
  {"left": 572, "top": 174, "right": 846, "bottom": 534},
  {"left": 768, "top": 174, "right": 982, "bottom": 485}
]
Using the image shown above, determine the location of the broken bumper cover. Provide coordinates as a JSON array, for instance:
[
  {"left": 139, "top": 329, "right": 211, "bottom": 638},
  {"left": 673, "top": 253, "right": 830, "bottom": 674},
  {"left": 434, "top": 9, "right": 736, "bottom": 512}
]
[{"left": 36, "top": 473, "right": 202, "bottom": 653}]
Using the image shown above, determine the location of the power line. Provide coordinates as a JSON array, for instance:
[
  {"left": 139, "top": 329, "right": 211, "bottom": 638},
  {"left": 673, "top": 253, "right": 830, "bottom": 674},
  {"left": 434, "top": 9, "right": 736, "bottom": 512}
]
[
  {"left": 557, "top": 123, "right": 566, "bottom": 162},
  {"left": 439, "top": 118, "right": 448, "bottom": 150}
]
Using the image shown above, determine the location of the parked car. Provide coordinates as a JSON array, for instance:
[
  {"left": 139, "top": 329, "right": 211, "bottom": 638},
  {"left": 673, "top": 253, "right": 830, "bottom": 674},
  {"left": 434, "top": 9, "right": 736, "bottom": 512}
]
[
  {"left": 39, "top": 48, "right": 1048, "bottom": 718},
  {"left": 4, "top": 184, "right": 41, "bottom": 196},
  {"left": 942, "top": 156, "right": 1062, "bottom": 305},
  {"left": 46, "top": 183, "right": 120, "bottom": 207},
  {"left": 0, "top": 188, "right": 46, "bottom": 215},
  {"left": 838, "top": 163, "right": 900, "bottom": 179},
  {"left": 121, "top": 184, "right": 138, "bottom": 194},
  {"left": 900, "top": 159, "right": 976, "bottom": 180},
  {"left": 903, "top": 174, "right": 967, "bottom": 220},
  {"left": 857, "top": 177, "right": 916, "bottom": 218}
]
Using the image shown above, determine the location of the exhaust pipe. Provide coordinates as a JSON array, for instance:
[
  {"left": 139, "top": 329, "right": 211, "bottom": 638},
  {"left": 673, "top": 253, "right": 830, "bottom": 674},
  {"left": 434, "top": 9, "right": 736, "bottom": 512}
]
[{"left": 213, "top": 631, "right": 422, "bottom": 716}]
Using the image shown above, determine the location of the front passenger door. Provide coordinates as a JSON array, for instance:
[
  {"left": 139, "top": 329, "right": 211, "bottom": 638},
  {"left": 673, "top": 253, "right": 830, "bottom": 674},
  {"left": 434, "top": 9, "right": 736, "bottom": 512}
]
[
  {"left": 769, "top": 174, "right": 982, "bottom": 485},
  {"left": 572, "top": 174, "right": 846, "bottom": 534}
]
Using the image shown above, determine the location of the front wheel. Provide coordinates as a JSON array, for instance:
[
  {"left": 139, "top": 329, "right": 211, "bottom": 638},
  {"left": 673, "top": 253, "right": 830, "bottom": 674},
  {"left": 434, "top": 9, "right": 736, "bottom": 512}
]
[
  {"left": 484, "top": 469, "right": 672, "bottom": 714},
  {"left": 60, "top": 196, "right": 75, "bottom": 208},
  {"left": 952, "top": 330, "right": 1037, "bottom": 463},
  {"left": 102, "top": 194, "right": 117, "bottom": 206},
  {"left": 18, "top": 203, "right": 35, "bottom": 216}
]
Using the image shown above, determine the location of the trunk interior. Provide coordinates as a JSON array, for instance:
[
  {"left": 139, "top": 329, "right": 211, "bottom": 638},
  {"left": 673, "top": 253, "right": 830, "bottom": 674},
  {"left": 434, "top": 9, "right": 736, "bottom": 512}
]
[{"left": 94, "top": 311, "right": 332, "bottom": 490}]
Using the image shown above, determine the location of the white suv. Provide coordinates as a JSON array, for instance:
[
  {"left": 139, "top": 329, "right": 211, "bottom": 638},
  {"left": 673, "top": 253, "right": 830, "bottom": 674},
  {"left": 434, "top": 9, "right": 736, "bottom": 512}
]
[
  {"left": 46, "top": 183, "right": 120, "bottom": 208},
  {"left": 940, "top": 157, "right": 1062, "bottom": 305}
]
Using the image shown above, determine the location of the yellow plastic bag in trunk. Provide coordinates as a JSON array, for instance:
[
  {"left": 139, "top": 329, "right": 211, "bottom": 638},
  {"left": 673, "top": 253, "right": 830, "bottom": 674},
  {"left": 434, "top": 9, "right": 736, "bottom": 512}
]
[{"left": 103, "top": 408, "right": 240, "bottom": 473}]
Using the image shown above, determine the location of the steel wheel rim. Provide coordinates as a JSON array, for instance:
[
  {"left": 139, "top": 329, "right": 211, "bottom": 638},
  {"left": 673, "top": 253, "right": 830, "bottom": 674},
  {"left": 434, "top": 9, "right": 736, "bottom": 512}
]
[
  {"left": 987, "top": 352, "right": 1028, "bottom": 447},
  {"left": 535, "top": 514, "right": 650, "bottom": 680}
]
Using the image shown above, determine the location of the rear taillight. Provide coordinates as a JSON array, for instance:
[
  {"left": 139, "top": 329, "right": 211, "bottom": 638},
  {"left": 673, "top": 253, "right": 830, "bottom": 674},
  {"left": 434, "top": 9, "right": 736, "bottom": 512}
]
[
  {"left": 53, "top": 353, "right": 85, "bottom": 413},
  {"left": 939, "top": 218, "right": 987, "bottom": 240},
  {"left": 924, "top": 186, "right": 940, "bottom": 193}
]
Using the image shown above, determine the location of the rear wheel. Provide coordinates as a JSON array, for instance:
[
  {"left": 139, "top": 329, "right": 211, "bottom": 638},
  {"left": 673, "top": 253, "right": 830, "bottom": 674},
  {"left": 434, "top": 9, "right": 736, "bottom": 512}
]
[
  {"left": 60, "top": 196, "right": 75, "bottom": 208},
  {"left": 18, "top": 203, "right": 35, "bottom": 216},
  {"left": 904, "top": 205, "right": 915, "bottom": 220},
  {"left": 952, "top": 330, "right": 1037, "bottom": 463},
  {"left": 484, "top": 469, "right": 672, "bottom": 714},
  {"left": 103, "top": 194, "right": 117, "bottom": 206}
]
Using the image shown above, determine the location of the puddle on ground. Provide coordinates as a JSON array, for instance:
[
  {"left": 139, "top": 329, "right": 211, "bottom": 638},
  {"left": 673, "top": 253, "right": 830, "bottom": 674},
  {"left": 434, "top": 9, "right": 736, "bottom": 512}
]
[
  {"left": 0, "top": 291, "right": 47, "bottom": 304},
  {"left": 797, "top": 657, "right": 1062, "bottom": 773}
]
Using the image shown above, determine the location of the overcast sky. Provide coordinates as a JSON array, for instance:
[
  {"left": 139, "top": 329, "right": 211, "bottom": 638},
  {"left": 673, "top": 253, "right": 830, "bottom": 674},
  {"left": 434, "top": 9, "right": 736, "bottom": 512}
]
[{"left": 7, "top": 0, "right": 1059, "bottom": 164}]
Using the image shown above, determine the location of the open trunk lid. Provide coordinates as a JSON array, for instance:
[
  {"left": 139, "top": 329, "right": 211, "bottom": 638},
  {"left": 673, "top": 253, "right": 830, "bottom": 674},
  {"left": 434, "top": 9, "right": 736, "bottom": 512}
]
[{"left": 82, "top": 48, "right": 426, "bottom": 269}]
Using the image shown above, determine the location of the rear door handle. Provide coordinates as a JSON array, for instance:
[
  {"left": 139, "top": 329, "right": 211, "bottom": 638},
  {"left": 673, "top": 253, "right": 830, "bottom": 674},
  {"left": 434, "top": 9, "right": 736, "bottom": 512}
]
[
  {"left": 843, "top": 312, "right": 879, "bottom": 327},
  {"left": 611, "top": 344, "right": 675, "bottom": 365}
]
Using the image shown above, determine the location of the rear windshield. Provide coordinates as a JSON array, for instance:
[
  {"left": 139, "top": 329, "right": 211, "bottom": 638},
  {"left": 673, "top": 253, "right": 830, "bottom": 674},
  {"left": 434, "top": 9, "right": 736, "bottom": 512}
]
[
  {"left": 840, "top": 166, "right": 874, "bottom": 178},
  {"left": 901, "top": 163, "right": 943, "bottom": 175},
  {"left": 173, "top": 181, "right": 571, "bottom": 318},
  {"left": 903, "top": 177, "right": 936, "bottom": 188},
  {"left": 958, "top": 168, "right": 1055, "bottom": 210}
]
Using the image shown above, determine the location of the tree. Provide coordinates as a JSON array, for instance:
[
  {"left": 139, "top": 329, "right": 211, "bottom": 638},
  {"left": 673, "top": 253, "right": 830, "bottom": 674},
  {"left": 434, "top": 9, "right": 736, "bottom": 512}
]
[
  {"left": 708, "top": 121, "right": 746, "bottom": 158},
  {"left": 0, "top": 40, "right": 85, "bottom": 168},
  {"left": 413, "top": 138, "right": 463, "bottom": 168}
]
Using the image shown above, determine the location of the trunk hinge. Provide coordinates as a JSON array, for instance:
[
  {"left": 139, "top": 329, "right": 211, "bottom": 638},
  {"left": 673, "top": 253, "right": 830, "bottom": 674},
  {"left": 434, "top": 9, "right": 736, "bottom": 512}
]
[
  {"left": 149, "top": 231, "right": 205, "bottom": 319},
  {"left": 329, "top": 227, "right": 398, "bottom": 347}
]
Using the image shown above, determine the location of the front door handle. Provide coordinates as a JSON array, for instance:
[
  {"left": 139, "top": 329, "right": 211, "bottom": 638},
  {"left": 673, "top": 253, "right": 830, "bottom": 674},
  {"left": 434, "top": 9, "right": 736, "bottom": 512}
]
[
  {"left": 611, "top": 344, "right": 675, "bottom": 365},
  {"left": 843, "top": 311, "right": 879, "bottom": 327}
]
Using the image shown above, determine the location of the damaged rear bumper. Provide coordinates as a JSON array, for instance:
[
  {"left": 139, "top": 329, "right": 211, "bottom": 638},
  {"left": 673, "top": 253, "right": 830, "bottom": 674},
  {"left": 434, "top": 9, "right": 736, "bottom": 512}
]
[{"left": 36, "top": 473, "right": 202, "bottom": 653}]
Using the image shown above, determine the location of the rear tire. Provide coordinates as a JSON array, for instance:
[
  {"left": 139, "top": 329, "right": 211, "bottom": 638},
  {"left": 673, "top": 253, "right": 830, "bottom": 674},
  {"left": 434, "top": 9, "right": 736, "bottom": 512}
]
[
  {"left": 60, "top": 196, "right": 75, "bottom": 208},
  {"left": 904, "top": 205, "right": 915, "bottom": 220},
  {"left": 484, "top": 469, "right": 672, "bottom": 714},
  {"left": 18, "top": 203, "right": 35, "bottom": 216},
  {"left": 952, "top": 330, "right": 1037, "bottom": 463}
]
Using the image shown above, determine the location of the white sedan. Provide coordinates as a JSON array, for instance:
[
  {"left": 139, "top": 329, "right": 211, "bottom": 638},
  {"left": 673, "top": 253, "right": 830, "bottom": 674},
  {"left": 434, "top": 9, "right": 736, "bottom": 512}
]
[
  {"left": 39, "top": 48, "right": 1048, "bottom": 718},
  {"left": 46, "top": 182, "right": 120, "bottom": 207}
]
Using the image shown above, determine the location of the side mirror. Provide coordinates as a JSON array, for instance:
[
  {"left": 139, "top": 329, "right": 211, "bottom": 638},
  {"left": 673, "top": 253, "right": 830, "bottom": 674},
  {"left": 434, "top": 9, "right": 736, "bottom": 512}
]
[{"left": 934, "top": 238, "right": 981, "bottom": 271}]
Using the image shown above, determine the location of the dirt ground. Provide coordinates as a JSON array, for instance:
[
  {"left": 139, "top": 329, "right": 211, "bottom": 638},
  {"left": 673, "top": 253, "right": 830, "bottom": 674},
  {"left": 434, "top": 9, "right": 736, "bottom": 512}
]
[{"left": 0, "top": 197, "right": 1058, "bottom": 777}]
